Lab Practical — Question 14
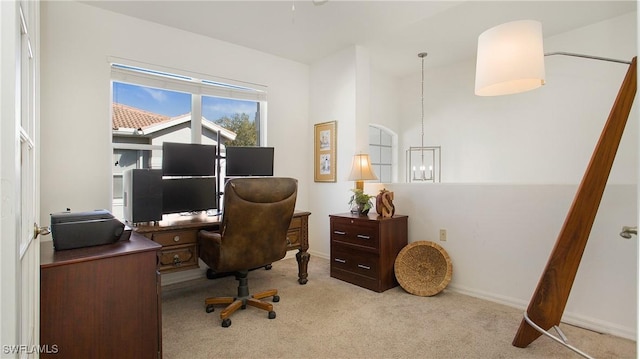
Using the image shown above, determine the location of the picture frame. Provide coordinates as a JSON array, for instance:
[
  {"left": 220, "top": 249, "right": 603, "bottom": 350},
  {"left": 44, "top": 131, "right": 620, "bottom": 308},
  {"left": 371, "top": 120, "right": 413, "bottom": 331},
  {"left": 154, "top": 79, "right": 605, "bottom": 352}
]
[{"left": 314, "top": 121, "right": 337, "bottom": 182}]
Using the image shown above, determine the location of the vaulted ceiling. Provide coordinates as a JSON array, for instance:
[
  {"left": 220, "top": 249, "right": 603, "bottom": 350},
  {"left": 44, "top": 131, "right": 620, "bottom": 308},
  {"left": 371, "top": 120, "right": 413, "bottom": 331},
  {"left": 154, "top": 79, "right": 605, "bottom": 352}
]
[{"left": 83, "top": 1, "right": 636, "bottom": 77}]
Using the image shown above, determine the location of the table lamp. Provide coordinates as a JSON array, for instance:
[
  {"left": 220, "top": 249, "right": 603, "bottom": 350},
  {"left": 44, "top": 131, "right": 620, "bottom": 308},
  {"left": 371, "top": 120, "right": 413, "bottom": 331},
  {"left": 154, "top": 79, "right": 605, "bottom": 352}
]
[
  {"left": 348, "top": 153, "right": 378, "bottom": 191},
  {"left": 475, "top": 19, "right": 636, "bottom": 359}
]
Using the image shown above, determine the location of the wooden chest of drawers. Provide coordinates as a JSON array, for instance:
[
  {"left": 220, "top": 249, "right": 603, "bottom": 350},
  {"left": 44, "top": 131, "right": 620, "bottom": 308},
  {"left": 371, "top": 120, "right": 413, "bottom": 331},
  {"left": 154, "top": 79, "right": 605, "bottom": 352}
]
[{"left": 329, "top": 213, "right": 408, "bottom": 292}]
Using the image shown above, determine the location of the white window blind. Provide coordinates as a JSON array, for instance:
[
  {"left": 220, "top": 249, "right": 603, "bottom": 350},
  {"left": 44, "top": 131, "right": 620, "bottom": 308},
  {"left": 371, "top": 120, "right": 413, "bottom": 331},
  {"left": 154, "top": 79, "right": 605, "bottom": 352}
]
[{"left": 110, "top": 63, "right": 267, "bottom": 102}]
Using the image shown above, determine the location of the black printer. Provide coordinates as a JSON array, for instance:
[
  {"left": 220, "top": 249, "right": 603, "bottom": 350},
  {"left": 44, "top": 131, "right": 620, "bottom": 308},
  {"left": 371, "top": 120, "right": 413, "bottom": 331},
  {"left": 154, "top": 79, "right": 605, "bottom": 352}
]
[{"left": 50, "top": 210, "right": 130, "bottom": 251}]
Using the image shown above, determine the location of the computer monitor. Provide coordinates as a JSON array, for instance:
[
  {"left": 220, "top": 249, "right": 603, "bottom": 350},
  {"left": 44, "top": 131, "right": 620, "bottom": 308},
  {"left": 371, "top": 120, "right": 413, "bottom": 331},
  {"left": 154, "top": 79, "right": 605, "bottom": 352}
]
[
  {"left": 162, "top": 177, "right": 217, "bottom": 214},
  {"left": 162, "top": 142, "right": 216, "bottom": 176},
  {"left": 225, "top": 146, "right": 274, "bottom": 177}
]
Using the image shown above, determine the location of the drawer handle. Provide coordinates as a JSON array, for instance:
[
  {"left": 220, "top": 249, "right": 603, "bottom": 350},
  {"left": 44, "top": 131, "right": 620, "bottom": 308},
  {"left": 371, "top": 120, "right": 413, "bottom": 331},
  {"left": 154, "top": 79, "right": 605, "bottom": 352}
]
[
  {"left": 173, "top": 235, "right": 180, "bottom": 242},
  {"left": 333, "top": 231, "right": 346, "bottom": 235},
  {"left": 357, "top": 234, "right": 370, "bottom": 240},
  {"left": 357, "top": 264, "right": 371, "bottom": 270},
  {"left": 173, "top": 254, "right": 182, "bottom": 266},
  {"left": 334, "top": 258, "right": 346, "bottom": 263}
]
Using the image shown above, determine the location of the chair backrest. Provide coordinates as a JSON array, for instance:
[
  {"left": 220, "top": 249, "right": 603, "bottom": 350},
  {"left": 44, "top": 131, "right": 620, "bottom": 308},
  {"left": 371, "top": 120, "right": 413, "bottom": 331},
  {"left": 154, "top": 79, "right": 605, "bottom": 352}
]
[{"left": 216, "top": 177, "right": 298, "bottom": 272}]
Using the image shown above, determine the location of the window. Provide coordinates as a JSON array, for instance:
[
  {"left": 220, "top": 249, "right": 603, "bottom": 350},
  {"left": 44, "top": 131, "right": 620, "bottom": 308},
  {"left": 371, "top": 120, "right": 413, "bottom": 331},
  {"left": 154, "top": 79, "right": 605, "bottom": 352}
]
[
  {"left": 368, "top": 125, "right": 394, "bottom": 183},
  {"left": 110, "top": 62, "right": 267, "bottom": 219}
]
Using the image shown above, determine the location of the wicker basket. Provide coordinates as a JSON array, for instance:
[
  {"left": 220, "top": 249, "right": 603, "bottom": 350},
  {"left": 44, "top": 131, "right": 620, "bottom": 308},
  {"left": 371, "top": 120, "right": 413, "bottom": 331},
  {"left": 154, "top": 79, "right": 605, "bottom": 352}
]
[{"left": 394, "top": 241, "right": 452, "bottom": 296}]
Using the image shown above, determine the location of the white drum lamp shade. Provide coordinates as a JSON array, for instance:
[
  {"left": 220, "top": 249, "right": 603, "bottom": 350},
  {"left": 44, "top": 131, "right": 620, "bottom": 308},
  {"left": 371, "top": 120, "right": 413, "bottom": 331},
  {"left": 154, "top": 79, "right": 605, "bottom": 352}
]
[{"left": 475, "top": 20, "right": 546, "bottom": 96}]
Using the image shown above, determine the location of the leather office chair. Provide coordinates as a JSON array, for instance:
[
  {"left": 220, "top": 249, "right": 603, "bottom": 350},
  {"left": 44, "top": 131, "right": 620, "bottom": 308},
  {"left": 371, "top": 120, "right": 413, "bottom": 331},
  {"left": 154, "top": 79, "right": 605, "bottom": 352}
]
[{"left": 198, "top": 177, "right": 297, "bottom": 328}]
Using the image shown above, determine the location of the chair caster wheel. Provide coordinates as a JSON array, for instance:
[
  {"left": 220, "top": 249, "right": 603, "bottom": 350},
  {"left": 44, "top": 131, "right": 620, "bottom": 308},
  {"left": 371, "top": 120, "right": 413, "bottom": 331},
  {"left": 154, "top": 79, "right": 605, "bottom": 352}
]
[
  {"left": 222, "top": 318, "right": 231, "bottom": 327},
  {"left": 265, "top": 264, "right": 272, "bottom": 270},
  {"left": 206, "top": 268, "right": 216, "bottom": 279},
  {"left": 241, "top": 304, "right": 247, "bottom": 309},
  {"left": 273, "top": 295, "right": 280, "bottom": 302},
  {"left": 205, "top": 304, "right": 215, "bottom": 313},
  {"left": 268, "top": 311, "right": 276, "bottom": 319}
]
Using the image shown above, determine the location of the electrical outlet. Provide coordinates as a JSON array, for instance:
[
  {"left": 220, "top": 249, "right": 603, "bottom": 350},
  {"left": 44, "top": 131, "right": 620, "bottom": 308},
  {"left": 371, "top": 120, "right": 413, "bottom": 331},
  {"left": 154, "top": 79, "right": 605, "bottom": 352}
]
[{"left": 439, "top": 229, "right": 447, "bottom": 241}]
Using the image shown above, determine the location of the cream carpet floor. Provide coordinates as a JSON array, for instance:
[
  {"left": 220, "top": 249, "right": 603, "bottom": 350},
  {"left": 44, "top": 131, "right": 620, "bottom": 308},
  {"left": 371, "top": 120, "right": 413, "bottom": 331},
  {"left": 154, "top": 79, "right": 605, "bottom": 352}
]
[{"left": 161, "top": 257, "right": 635, "bottom": 359}]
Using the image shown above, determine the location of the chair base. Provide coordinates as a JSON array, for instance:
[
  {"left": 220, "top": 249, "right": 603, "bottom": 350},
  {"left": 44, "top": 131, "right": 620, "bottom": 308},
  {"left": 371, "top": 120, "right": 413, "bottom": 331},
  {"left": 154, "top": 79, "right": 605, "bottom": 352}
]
[{"left": 204, "top": 271, "right": 280, "bottom": 327}]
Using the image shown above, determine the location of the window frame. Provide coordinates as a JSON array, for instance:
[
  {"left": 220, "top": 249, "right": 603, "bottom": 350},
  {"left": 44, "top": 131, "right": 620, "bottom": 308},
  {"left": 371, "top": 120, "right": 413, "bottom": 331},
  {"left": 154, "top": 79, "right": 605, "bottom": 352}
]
[
  {"left": 368, "top": 124, "right": 396, "bottom": 183},
  {"left": 109, "top": 60, "right": 268, "bottom": 218}
]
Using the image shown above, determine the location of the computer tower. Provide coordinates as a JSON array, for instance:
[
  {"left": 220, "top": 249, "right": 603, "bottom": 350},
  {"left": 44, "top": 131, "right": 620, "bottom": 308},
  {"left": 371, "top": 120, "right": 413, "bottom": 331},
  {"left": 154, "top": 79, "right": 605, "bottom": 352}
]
[{"left": 123, "top": 169, "right": 163, "bottom": 223}]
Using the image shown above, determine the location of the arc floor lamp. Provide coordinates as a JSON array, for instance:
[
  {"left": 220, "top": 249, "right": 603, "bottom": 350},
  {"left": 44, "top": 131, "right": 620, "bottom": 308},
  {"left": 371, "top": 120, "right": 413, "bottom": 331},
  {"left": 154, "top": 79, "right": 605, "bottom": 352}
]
[{"left": 475, "top": 20, "right": 637, "bottom": 358}]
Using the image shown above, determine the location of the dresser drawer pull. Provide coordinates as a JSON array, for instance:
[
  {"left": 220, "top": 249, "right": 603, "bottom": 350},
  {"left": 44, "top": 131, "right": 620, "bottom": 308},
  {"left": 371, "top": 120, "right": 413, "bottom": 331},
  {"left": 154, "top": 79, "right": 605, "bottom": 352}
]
[
  {"left": 334, "top": 258, "right": 346, "bottom": 263},
  {"left": 357, "top": 264, "right": 371, "bottom": 270},
  {"left": 173, "top": 235, "right": 180, "bottom": 242},
  {"left": 356, "top": 234, "right": 370, "bottom": 240},
  {"left": 333, "top": 231, "right": 346, "bottom": 235},
  {"left": 173, "top": 254, "right": 182, "bottom": 266}
]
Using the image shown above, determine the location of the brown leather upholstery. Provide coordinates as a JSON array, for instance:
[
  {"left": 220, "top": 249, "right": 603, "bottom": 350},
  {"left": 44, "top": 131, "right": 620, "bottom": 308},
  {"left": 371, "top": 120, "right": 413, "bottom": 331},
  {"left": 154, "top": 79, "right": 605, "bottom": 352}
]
[{"left": 198, "top": 177, "right": 297, "bottom": 327}]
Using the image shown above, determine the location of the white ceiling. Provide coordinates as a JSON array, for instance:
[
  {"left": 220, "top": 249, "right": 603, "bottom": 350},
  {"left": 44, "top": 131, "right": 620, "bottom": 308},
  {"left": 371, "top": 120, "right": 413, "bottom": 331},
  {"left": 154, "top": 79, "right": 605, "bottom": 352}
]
[{"left": 83, "top": 0, "right": 636, "bottom": 77}]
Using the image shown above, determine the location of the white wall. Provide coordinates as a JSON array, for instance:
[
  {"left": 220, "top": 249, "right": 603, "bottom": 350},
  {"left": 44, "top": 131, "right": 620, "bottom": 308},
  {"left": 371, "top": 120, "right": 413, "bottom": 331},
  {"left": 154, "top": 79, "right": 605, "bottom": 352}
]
[
  {"left": 308, "top": 46, "right": 359, "bottom": 257},
  {"left": 370, "top": 69, "right": 402, "bottom": 183},
  {"left": 39, "top": 2, "right": 310, "bottom": 222}
]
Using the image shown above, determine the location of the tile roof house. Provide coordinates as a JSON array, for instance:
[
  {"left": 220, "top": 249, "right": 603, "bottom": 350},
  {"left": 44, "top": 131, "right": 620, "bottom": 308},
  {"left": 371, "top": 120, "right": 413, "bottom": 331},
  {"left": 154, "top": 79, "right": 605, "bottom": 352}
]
[
  {"left": 112, "top": 103, "right": 171, "bottom": 130},
  {"left": 112, "top": 103, "right": 237, "bottom": 142}
]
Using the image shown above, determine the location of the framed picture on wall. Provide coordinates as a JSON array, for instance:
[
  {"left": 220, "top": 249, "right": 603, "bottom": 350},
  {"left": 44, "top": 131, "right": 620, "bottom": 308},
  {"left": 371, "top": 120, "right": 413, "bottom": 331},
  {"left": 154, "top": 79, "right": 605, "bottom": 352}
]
[{"left": 314, "top": 121, "right": 337, "bottom": 182}]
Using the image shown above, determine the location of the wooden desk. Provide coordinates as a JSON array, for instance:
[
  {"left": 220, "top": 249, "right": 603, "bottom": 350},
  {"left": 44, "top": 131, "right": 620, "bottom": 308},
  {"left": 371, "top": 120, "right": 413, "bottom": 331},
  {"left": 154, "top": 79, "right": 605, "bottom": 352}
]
[
  {"left": 134, "top": 210, "right": 312, "bottom": 284},
  {"left": 40, "top": 232, "right": 162, "bottom": 358}
]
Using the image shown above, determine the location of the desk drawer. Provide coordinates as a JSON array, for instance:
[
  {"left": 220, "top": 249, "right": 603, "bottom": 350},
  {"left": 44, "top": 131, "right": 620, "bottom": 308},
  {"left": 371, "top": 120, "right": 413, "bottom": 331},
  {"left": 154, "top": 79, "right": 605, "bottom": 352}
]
[
  {"left": 330, "top": 218, "right": 378, "bottom": 250},
  {"left": 289, "top": 216, "right": 302, "bottom": 230},
  {"left": 331, "top": 244, "right": 379, "bottom": 280},
  {"left": 152, "top": 230, "right": 197, "bottom": 246},
  {"left": 158, "top": 244, "right": 198, "bottom": 272},
  {"left": 286, "top": 229, "right": 300, "bottom": 248}
]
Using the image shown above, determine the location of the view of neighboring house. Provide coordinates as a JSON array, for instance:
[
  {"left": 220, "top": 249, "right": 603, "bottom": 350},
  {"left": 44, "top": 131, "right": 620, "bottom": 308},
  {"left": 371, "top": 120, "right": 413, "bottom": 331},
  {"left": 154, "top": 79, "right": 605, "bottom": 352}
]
[{"left": 111, "top": 103, "right": 236, "bottom": 218}]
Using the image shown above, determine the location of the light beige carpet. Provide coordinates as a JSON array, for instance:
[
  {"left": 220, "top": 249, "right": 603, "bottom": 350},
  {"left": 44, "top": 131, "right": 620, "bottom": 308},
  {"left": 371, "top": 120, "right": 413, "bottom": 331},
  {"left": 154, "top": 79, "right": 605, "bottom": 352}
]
[{"left": 161, "top": 257, "right": 635, "bottom": 358}]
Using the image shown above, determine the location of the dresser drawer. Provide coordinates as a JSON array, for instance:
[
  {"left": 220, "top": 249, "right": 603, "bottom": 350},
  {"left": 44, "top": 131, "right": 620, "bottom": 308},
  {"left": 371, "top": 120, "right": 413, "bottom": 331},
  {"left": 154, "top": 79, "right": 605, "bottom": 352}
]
[
  {"left": 330, "top": 218, "right": 378, "bottom": 250},
  {"left": 331, "top": 244, "right": 379, "bottom": 279},
  {"left": 151, "top": 229, "right": 197, "bottom": 246},
  {"left": 331, "top": 267, "right": 380, "bottom": 292},
  {"left": 158, "top": 244, "right": 198, "bottom": 272}
]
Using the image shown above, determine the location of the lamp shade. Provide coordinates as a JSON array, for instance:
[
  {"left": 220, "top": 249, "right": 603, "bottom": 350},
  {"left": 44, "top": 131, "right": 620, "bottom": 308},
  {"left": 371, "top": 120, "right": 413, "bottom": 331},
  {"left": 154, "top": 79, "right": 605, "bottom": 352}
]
[
  {"left": 348, "top": 154, "right": 378, "bottom": 181},
  {"left": 475, "top": 20, "right": 546, "bottom": 96}
]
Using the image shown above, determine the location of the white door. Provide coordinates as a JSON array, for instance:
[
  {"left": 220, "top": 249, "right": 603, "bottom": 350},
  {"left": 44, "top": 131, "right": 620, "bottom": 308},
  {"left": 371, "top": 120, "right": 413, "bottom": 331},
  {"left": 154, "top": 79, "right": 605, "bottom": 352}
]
[{"left": 0, "top": 1, "right": 41, "bottom": 357}]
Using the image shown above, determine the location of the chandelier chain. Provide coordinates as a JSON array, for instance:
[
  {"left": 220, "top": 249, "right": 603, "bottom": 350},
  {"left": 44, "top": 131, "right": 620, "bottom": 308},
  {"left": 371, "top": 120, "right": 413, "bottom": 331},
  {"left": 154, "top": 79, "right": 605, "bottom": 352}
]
[
  {"left": 418, "top": 52, "right": 428, "bottom": 164},
  {"left": 421, "top": 54, "right": 425, "bottom": 150}
]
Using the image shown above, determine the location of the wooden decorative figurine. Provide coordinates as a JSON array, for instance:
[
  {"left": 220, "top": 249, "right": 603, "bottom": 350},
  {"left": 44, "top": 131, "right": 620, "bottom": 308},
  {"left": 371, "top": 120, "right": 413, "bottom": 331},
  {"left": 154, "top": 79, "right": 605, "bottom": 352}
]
[{"left": 376, "top": 189, "right": 395, "bottom": 218}]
